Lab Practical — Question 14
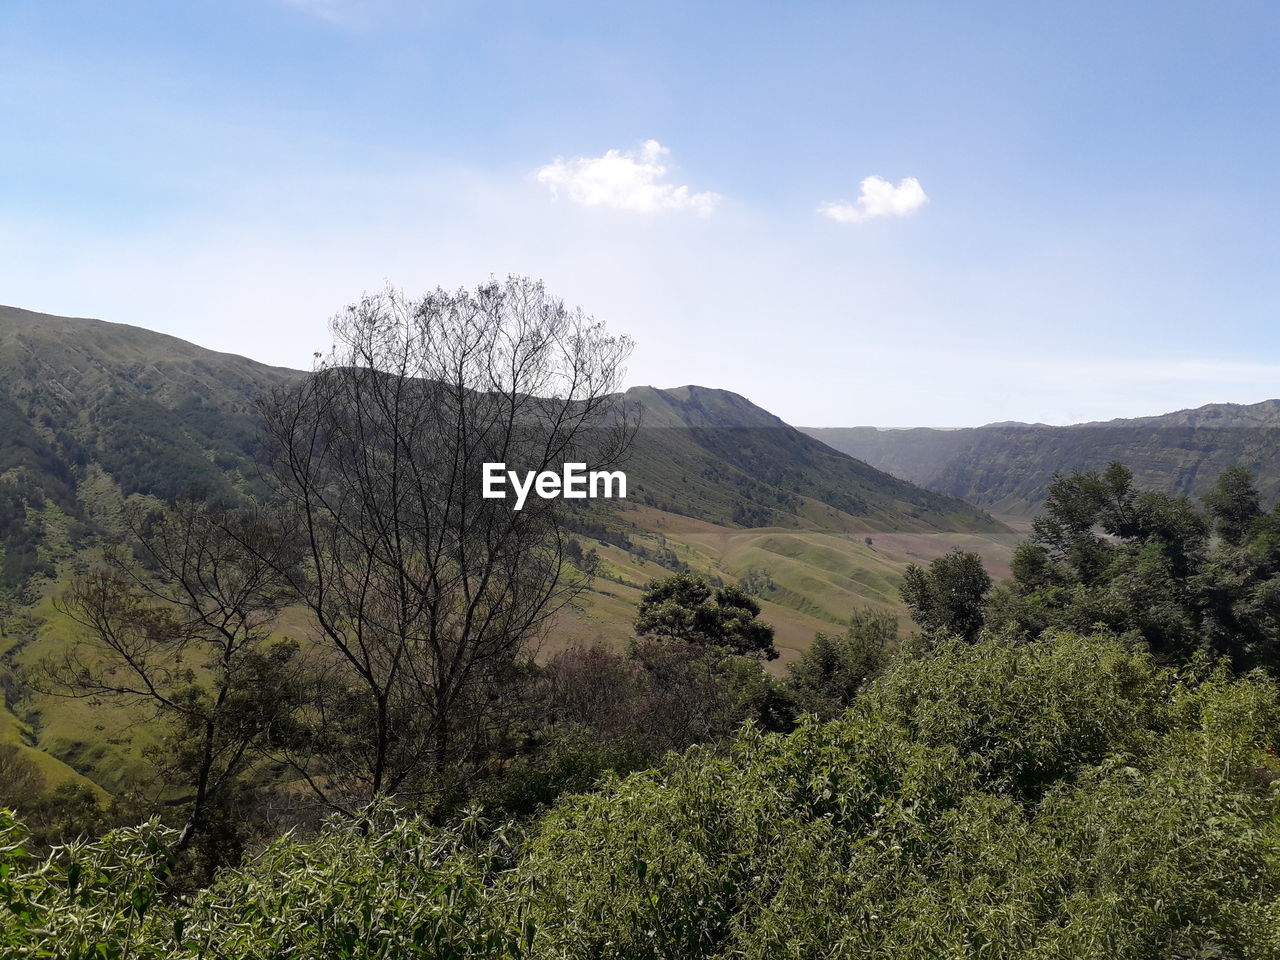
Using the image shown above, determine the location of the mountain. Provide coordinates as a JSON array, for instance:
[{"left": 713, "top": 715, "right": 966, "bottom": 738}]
[
  {"left": 0, "top": 306, "right": 1000, "bottom": 590},
  {"left": 0, "top": 307, "right": 299, "bottom": 594},
  {"left": 0, "top": 305, "right": 295, "bottom": 504},
  {"left": 0, "top": 306, "right": 1018, "bottom": 791},
  {"left": 804, "top": 400, "right": 1280, "bottom": 516},
  {"left": 623, "top": 386, "right": 1000, "bottom": 533}
]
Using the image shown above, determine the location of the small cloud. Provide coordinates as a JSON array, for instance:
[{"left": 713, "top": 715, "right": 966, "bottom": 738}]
[
  {"left": 535, "top": 140, "right": 721, "bottom": 216},
  {"left": 819, "top": 176, "right": 928, "bottom": 223}
]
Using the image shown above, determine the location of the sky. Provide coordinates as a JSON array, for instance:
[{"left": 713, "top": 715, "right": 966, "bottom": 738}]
[{"left": 2, "top": 0, "right": 1279, "bottom": 427}]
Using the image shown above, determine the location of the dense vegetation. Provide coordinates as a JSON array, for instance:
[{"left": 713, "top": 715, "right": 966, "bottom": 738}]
[
  {"left": 4, "top": 298, "right": 1280, "bottom": 955},
  {"left": 0, "top": 477, "right": 58, "bottom": 592},
  {"left": 4, "top": 631, "right": 1277, "bottom": 958},
  {"left": 986, "top": 462, "right": 1280, "bottom": 671}
]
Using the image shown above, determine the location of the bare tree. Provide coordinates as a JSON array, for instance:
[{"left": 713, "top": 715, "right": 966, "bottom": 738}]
[
  {"left": 44, "top": 499, "right": 299, "bottom": 852},
  {"left": 259, "top": 277, "right": 635, "bottom": 811}
]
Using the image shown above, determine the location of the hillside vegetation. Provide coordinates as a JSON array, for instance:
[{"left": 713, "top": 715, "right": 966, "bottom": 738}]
[
  {"left": 4, "top": 631, "right": 1277, "bottom": 958},
  {"left": 625, "top": 386, "right": 999, "bottom": 533},
  {"left": 0, "top": 306, "right": 996, "bottom": 552},
  {"left": 3, "top": 294, "right": 1280, "bottom": 957},
  {"left": 0, "top": 305, "right": 1009, "bottom": 800}
]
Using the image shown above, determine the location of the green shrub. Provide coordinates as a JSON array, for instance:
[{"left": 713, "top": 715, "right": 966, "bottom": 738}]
[
  {"left": 519, "top": 632, "right": 1280, "bottom": 959},
  {"left": 1, "top": 809, "right": 527, "bottom": 959},
  {"left": 3, "top": 632, "right": 1277, "bottom": 959},
  {"left": 167, "top": 810, "right": 527, "bottom": 959},
  {"left": 785, "top": 606, "right": 897, "bottom": 719},
  {"left": 1, "top": 812, "right": 177, "bottom": 960}
]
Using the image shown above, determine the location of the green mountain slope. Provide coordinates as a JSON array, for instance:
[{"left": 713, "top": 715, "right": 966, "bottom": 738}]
[
  {"left": 0, "top": 305, "right": 296, "bottom": 510},
  {"left": 624, "top": 386, "right": 1001, "bottom": 533},
  {"left": 0, "top": 306, "right": 1001, "bottom": 574},
  {"left": 805, "top": 400, "right": 1280, "bottom": 516},
  {"left": 0, "top": 307, "right": 1015, "bottom": 791}
]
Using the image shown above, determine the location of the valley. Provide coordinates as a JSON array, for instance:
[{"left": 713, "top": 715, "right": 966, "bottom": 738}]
[
  {"left": 4, "top": 305, "right": 1273, "bottom": 805},
  {"left": 805, "top": 403, "right": 1280, "bottom": 515},
  {"left": 0, "top": 306, "right": 1016, "bottom": 795}
]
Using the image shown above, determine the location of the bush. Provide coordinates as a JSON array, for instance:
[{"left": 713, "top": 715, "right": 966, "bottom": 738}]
[
  {"left": 3, "top": 632, "right": 1277, "bottom": 958},
  {"left": 1, "top": 808, "right": 527, "bottom": 959},
  {"left": 519, "top": 632, "right": 1280, "bottom": 959},
  {"left": 0, "top": 812, "right": 177, "bottom": 960},
  {"left": 785, "top": 606, "right": 897, "bottom": 719},
  {"left": 475, "top": 726, "right": 653, "bottom": 821}
]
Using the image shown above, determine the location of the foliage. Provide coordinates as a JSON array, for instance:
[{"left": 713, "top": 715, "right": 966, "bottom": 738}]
[
  {"left": 520, "top": 632, "right": 1280, "bottom": 959},
  {"left": 3, "top": 633, "right": 1278, "bottom": 958},
  {"left": 483, "top": 639, "right": 793, "bottom": 820},
  {"left": 474, "top": 726, "right": 654, "bottom": 822},
  {"left": 0, "top": 744, "right": 121, "bottom": 853},
  {"left": 634, "top": 572, "right": 778, "bottom": 660},
  {"left": 900, "top": 548, "right": 992, "bottom": 640},
  {"left": 91, "top": 394, "right": 253, "bottom": 504},
  {"left": 1, "top": 812, "right": 178, "bottom": 960},
  {"left": 990, "top": 462, "right": 1280, "bottom": 670},
  {"left": 784, "top": 606, "right": 897, "bottom": 719},
  {"left": 4, "top": 783, "right": 115, "bottom": 854},
  {"left": 0, "top": 476, "right": 57, "bottom": 594},
  {"left": 172, "top": 811, "right": 527, "bottom": 960},
  {"left": 0, "top": 808, "right": 528, "bottom": 960},
  {"left": 1204, "top": 465, "right": 1263, "bottom": 546},
  {"left": 10, "top": 315, "right": 1280, "bottom": 956}
]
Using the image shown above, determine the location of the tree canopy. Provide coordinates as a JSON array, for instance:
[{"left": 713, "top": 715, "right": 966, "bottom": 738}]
[
  {"left": 990, "top": 461, "right": 1280, "bottom": 671},
  {"left": 634, "top": 573, "right": 778, "bottom": 660},
  {"left": 5, "top": 631, "right": 1278, "bottom": 959},
  {"left": 900, "top": 548, "right": 992, "bottom": 641}
]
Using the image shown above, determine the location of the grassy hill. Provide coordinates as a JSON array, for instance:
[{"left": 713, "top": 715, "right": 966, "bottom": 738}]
[
  {"left": 0, "top": 305, "right": 295, "bottom": 510},
  {"left": 0, "top": 306, "right": 998, "bottom": 542},
  {"left": 0, "top": 306, "right": 1015, "bottom": 793},
  {"left": 805, "top": 400, "right": 1280, "bottom": 516},
  {"left": 553, "top": 502, "right": 1020, "bottom": 658},
  {"left": 622, "top": 385, "right": 1001, "bottom": 534}
]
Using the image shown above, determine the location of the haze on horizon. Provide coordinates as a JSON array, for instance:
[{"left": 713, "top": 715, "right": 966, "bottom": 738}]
[{"left": 3, "top": 1, "right": 1278, "bottom": 429}]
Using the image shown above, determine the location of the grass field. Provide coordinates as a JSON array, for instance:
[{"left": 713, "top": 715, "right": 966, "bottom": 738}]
[
  {"left": 2, "top": 584, "right": 150, "bottom": 796},
  {"left": 4, "top": 505, "right": 1022, "bottom": 794},
  {"left": 553, "top": 503, "right": 1021, "bottom": 669}
]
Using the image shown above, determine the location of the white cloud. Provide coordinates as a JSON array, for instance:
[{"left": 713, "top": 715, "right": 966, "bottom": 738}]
[
  {"left": 819, "top": 175, "right": 928, "bottom": 223},
  {"left": 8, "top": 142, "right": 1268, "bottom": 431},
  {"left": 535, "top": 140, "right": 721, "bottom": 216}
]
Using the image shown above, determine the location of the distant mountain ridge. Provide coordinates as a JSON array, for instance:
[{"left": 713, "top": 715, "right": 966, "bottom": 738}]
[
  {"left": 0, "top": 306, "right": 1000, "bottom": 597},
  {"left": 805, "top": 398, "right": 1280, "bottom": 516},
  {"left": 1080, "top": 399, "right": 1280, "bottom": 430}
]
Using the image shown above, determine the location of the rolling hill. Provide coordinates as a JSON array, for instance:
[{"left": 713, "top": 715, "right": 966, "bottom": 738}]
[
  {"left": 0, "top": 305, "right": 1015, "bottom": 793},
  {"left": 0, "top": 306, "right": 998, "bottom": 548},
  {"left": 805, "top": 400, "right": 1280, "bottom": 516}
]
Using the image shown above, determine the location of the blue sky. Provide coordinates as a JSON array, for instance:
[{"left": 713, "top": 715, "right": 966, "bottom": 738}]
[{"left": 2, "top": 0, "right": 1278, "bottom": 426}]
